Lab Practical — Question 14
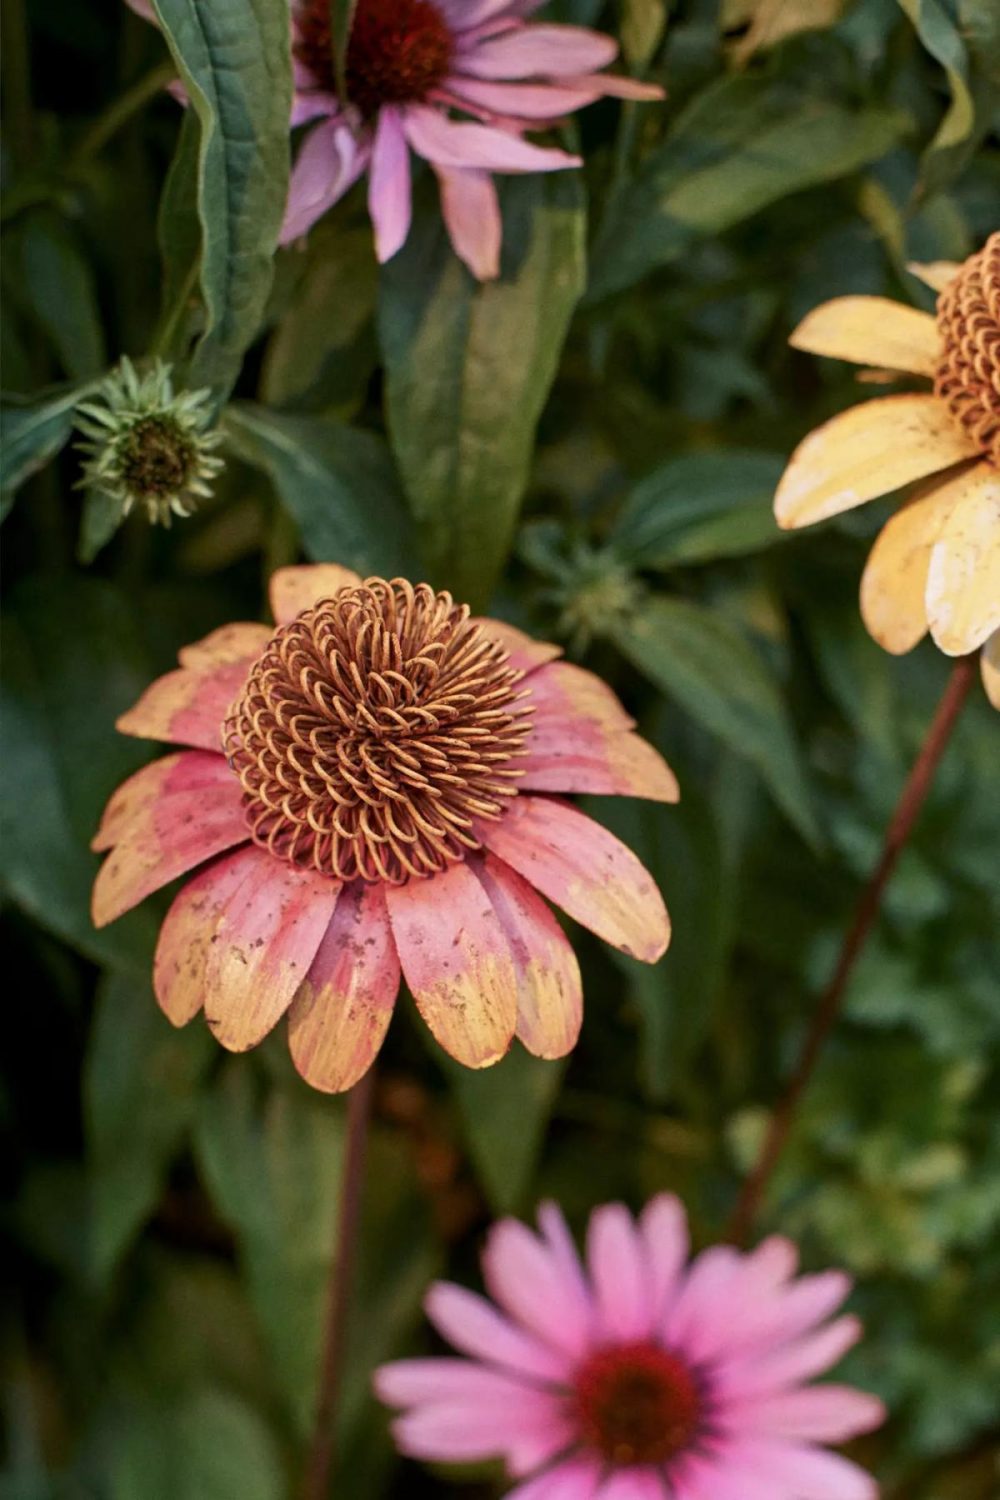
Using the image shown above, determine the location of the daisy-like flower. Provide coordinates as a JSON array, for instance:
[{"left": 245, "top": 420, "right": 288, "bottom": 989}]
[
  {"left": 375, "top": 1195, "right": 886, "bottom": 1500},
  {"left": 91, "top": 565, "right": 674, "bottom": 1090},
  {"left": 774, "top": 231, "right": 1000, "bottom": 709},
  {"left": 74, "top": 357, "right": 224, "bottom": 525}
]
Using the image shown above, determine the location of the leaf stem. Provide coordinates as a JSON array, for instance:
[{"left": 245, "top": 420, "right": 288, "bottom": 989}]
[
  {"left": 301, "top": 1068, "right": 375, "bottom": 1500},
  {"left": 69, "top": 60, "right": 175, "bottom": 168},
  {"left": 727, "top": 653, "right": 978, "bottom": 1245}
]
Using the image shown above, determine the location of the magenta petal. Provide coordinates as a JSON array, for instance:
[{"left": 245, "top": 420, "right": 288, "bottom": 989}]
[
  {"left": 403, "top": 105, "right": 580, "bottom": 173},
  {"left": 424, "top": 1282, "right": 572, "bottom": 1382},
  {"left": 434, "top": 165, "right": 501, "bottom": 279},
  {"left": 638, "top": 1193, "right": 689, "bottom": 1323},
  {"left": 726, "top": 1440, "right": 877, "bottom": 1500},
  {"left": 455, "top": 27, "right": 619, "bottom": 80},
  {"left": 505, "top": 1458, "right": 603, "bottom": 1500},
  {"left": 368, "top": 106, "right": 412, "bottom": 263},
  {"left": 715, "top": 1315, "right": 863, "bottom": 1399},
  {"left": 481, "top": 1216, "right": 595, "bottom": 1358},
  {"left": 586, "top": 1202, "right": 653, "bottom": 1341},
  {"left": 389, "top": 1393, "right": 572, "bottom": 1473},
  {"left": 446, "top": 76, "right": 602, "bottom": 119},
  {"left": 722, "top": 1385, "right": 886, "bottom": 1443},
  {"left": 280, "top": 119, "right": 368, "bottom": 244}
]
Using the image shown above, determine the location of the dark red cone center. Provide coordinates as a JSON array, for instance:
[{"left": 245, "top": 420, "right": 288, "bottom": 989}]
[
  {"left": 573, "top": 1342, "right": 702, "bottom": 1466},
  {"left": 295, "top": 0, "right": 454, "bottom": 118}
]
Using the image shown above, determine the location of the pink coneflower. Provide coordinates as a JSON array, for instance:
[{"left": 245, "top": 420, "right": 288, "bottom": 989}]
[
  {"left": 92, "top": 565, "right": 674, "bottom": 1091},
  {"left": 376, "top": 1196, "right": 885, "bottom": 1499}
]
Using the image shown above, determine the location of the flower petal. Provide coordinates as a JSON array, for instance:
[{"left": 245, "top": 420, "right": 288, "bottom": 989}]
[
  {"left": 92, "top": 750, "right": 231, "bottom": 852},
  {"left": 587, "top": 1201, "right": 652, "bottom": 1340},
  {"left": 670, "top": 1454, "right": 788, "bottom": 1500},
  {"left": 287, "top": 880, "right": 400, "bottom": 1093},
  {"left": 481, "top": 796, "right": 670, "bottom": 962},
  {"left": 981, "top": 629, "right": 1000, "bottom": 709},
  {"left": 716, "top": 1314, "right": 863, "bottom": 1399},
  {"left": 92, "top": 758, "right": 248, "bottom": 927},
  {"left": 368, "top": 106, "right": 412, "bottom": 263},
  {"left": 789, "top": 296, "right": 940, "bottom": 376},
  {"left": 456, "top": 27, "right": 619, "bottom": 79},
  {"left": 153, "top": 845, "right": 263, "bottom": 1026},
  {"left": 859, "top": 471, "right": 964, "bottom": 653},
  {"left": 280, "top": 119, "right": 368, "bottom": 244},
  {"left": 424, "top": 1282, "right": 572, "bottom": 1383},
  {"left": 521, "top": 725, "right": 679, "bottom": 802},
  {"left": 434, "top": 165, "right": 501, "bottom": 280},
  {"left": 722, "top": 1385, "right": 885, "bottom": 1443},
  {"left": 907, "top": 259, "right": 961, "bottom": 294},
  {"left": 475, "top": 617, "right": 562, "bottom": 675},
  {"left": 925, "top": 468, "right": 1000, "bottom": 653},
  {"left": 473, "top": 852, "right": 582, "bottom": 1059},
  {"left": 403, "top": 105, "right": 580, "bottom": 173},
  {"left": 724, "top": 1270, "right": 852, "bottom": 1357},
  {"left": 202, "top": 857, "right": 340, "bottom": 1052},
  {"left": 386, "top": 861, "right": 518, "bottom": 1067},
  {"left": 727, "top": 1440, "right": 877, "bottom": 1500},
  {"left": 638, "top": 1193, "right": 689, "bottom": 1323},
  {"left": 445, "top": 76, "right": 603, "bottom": 121},
  {"left": 774, "top": 394, "right": 979, "bottom": 529},
  {"left": 505, "top": 1458, "right": 603, "bottom": 1500},
  {"left": 482, "top": 1216, "right": 594, "bottom": 1358},
  {"left": 269, "top": 563, "right": 363, "bottom": 624},
  {"left": 177, "top": 622, "right": 272, "bottom": 670},
  {"left": 115, "top": 661, "right": 249, "bottom": 752},
  {"left": 528, "top": 660, "right": 635, "bottom": 732}
]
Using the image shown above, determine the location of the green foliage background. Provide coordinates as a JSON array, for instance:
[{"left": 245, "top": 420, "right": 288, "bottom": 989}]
[{"left": 2, "top": 0, "right": 999, "bottom": 1495}]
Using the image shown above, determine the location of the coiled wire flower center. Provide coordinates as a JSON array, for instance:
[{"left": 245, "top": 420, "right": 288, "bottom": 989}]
[
  {"left": 295, "top": 0, "right": 454, "bottom": 118},
  {"left": 573, "top": 1342, "right": 704, "bottom": 1466},
  {"left": 934, "top": 231, "right": 1000, "bottom": 466},
  {"left": 224, "top": 579, "right": 531, "bottom": 885}
]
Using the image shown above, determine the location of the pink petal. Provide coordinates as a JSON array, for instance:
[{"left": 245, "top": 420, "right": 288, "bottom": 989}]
[
  {"left": 375, "top": 1356, "right": 541, "bottom": 1407},
  {"left": 386, "top": 861, "right": 518, "bottom": 1068},
  {"left": 268, "top": 563, "right": 363, "bottom": 625},
  {"left": 520, "top": 725, "right": 679, "bottom": 802},
  {"left": 424, "top": 1282, "right": 572, "bottom": 1383},
  {"left": 482, "top": 1216, "right": 595, "bottom": 1359},
  {"left": 287, "top": 880, "right": 400, "bottom": 1093},
  {"left": 153, "top": 844, "right": 263, "bottom": 1026},
  {"left": 638, "top": 1193, "right": 689, "bottom": 1323},
  {"left": 434, "top": 165, "right": 501, "bottom": 280},
  {"left": 116, "top": 661, "right": 250, "bottom": 751},
  {"left": 725, "top": 1271, "right": 853, "bottom": 1357},
  {"left": 368, "top": 106, "right": 412, "bottom": 264},
  {"left": 92, "top": 758, "right": 248, "bottom": 927},
  {"left": 722, "top": 1385, "right": 886, "bottom": 1443},
  {"left": 474, "top": 616, "right": 562, "bottom": 676},
  {"left": 528, "top": 660, "right": 634, "bottom": 732},
  {"left": 506, "top": 1457, "right": 604, "bottom": 1500},
  {"left": 177, "top": 622, "right": 272, "bottom": 670},
  {"left": 445, "top": 75, "right": 604, "bottom": 119},
  {"left": 535, "top": 1201, "right": 594, "bottom": 1326},
  {"left": 201, "top": 855, "right": 339, "bottom": 1052},
  {"left": 290, "top": 89, "right": 339, "bottom": 127},
  {"left": 596, "top": 1470, "right": 668, "bottom": 1500},
  {"left": 586, "top": 1202, "right": 653, "bottom": 1340},
  {"left": 563, "top": 71, "right": 665, "bottom": 102},
  {"left": 473, "top": 853, "right": 582, "bottom": 1059},
  {"left": 727, "top": 1440, "right": 877, "bottom": 1500},
  {"left": 715, "top": 1315, "right": 863, "bottom": 1399},
  {"left": 455, "top": 27, "right": 619, "bottom": 79},
  {"left": 481, "top": 796, "right": 670, "bottom": 962},
  {"left": 662, "top": 1245, "right": 742, "bottom": 1352},
  {"left": 671, "top": 1453, "right": 790, "bottom": 1500},
  {"left": 389, "top": 1392, "right": 572, "bottom": 1473},
  {"left": 280, "top": 119, "right": 368, "bottom": 244},
  {"left": 91, "top": 750, "right": 232, "bottom": 852},
  {"left": 684, "top": 1236, "right": 799, "bottom": 1362},
  {"left": 403, "top": 104, "right": 580, "bottom": 173}
]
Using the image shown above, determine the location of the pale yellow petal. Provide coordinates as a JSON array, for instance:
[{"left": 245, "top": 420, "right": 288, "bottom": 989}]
[
  {"left": 907, "top": 260, "right": 962, "bottom": 295},
  {"left": 269, "top": 564, "right": 363, "bottom": 625},
  {"left": 925, "top": 468, "right": 1000, "bottom": 654},
  {"left": 790, "top": 297, "right": 939, "bottom": 377},
  {"left": 774, "top": 395, "right": 979, "bottom": 529},
  {"left": 980, "top": 631, "right": 1000, "bottom": 711},
  {"left": 860, "top": 488, "right": 950, "bottom": 653}
]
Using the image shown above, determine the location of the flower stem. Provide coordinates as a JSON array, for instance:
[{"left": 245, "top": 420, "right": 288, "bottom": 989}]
[
  {"left": 728, "top": 653, "right": 978, "bottom": 1246},
  {"left": 69, "top": 60, "right": 175, "bottom": 167},
  {"left": 301, "top": 1069, "right": 376, "bottom": 1500}
]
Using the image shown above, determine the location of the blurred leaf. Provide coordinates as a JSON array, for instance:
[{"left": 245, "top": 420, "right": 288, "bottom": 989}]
[
  {"left": 330, "top": 0, "right": 359, "bottom": 98},
  {"left": 621, "top": 0, "right": 669, "bottom": 66},
  {"left": 193, "top": 1065, "right": 344, "bottom": 1432},
  {"left": 84, "top": 974, "right": 213, "bottom": 1284},
  {"left": 612, "top": 596, "right": 819, "bottom": 842},
  {"left": 150, "top": 0, "right": 292, "bottom": 395},
  {"left": 379, "top": 173, "right": 586, "bottom": 606},
  {"left": 104, "top": 1386, "right": 284, "bottom": 1500},
  {"left": 224, "top": 402, "right": 417, "bottom": 575},
  {"left": 155, "top": 110, "right": 203, "bottom": 361},
  {"left": 590, "top": 76, "right": 908, "bottom": 299},
  {"left": 78, "top": 489, "right": 126, "bottom": 564},
  {"left": 896, "top": 0, "right": 984, "bottom": 192},
  {"left": 0, "top": 576, "right": 158, "bottom": 971},
  {"left": 444, "top": 1049, "right": 566, "bottom": 1213},
  {"left": 609, "top": 449, "right": 787, "bottom": 567},
  {"left": 0, "top": 382, "right": 95, "bottom": 515},
  {"left": 20, "top": 216, "right": 106, "bottom": 379}
]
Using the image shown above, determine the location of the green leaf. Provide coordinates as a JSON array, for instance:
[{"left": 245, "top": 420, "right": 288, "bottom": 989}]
[
  {"left": 589, "top": 76, "right": 908, "bottom": 299},
  {"left": 0, "top": 382, "right": 96, "bottom": 515},
  {"left": 150, "top": 0, "right": 292, "bottom": 396},
  {"left": 224, "top": 402, "right": 417, "bottom": 575},
  {"left": 609, "top": 450, "right": 787, "bottom": 568},
  {"left": 896, "top": 0, "right": 992, "bottom": 191},
  {"left": 20, "top": 215, "right": 106, "bottom": 379},
  {"left": 0, "top": 576, "right": 159, "bottom": 971},
  {"left": 193, "top": 1066, "right": 345, "bottom": 1432},
  {"left": 78, "top": 489, "right": 126, "bottom": 564},
  {"left": 85, "top": 973, "right": 213, "bottom": 1283},
  {"left": 612, "top": 596, "right": 820, "bottom": 843},
  {"left": 105, "top": 1387, "right": 284, "bottom": 1500},
  {"left": 155, "top": 109, "right": 203, "bottom": 363},
  {"left": 444, "top": 1048, "right": 565, "bottom": 1213},
  {"left": 379, "top": 173, "right": 586, "bottom": 606},
  {"left": 330, "top": 0, "right": 359, "bottom": 99}
]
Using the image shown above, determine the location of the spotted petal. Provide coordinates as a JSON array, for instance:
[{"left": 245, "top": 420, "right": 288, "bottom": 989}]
[
  {"left": 92, "top": 750, "right": 232, "bottom": 852},
  {"left": 153, "top": 844, "right": 264, "bottom": 1025}
]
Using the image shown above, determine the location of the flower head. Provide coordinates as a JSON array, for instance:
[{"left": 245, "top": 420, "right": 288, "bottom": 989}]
[
  {"left": 283, "top": 0, "right": 663, "bottom": 277},
  {"left": 376, "top": 1196, "right": 886, "bottom": 1499},
  {"left": 92, "top": 565, "right": 675, "bottom": 1090},
  {"left": 74, "top": 357, "right": 224, "bottom": 525},
  {"left": 774, "top": 232, "right": 1000, "bottom": 708}
]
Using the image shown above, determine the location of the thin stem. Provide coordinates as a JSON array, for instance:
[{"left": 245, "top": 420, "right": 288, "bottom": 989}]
[
  {"left": 301, "top": 1069, "right": 376, "bottom": 1500},
  {"left": 728, "top": 654, "right": 978, "bottom": 1246},
  {"left": 69, "top": 60, "right": 175, "bottom": 168},
  {"left": 2, "top": 0, "right": 35, "bottom": 164}
]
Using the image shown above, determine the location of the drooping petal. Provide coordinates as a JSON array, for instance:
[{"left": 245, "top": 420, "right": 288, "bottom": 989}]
[
  {"left": 201, "top": 857, "right": 339, "bottom": 1052},
  {"left": 924, "top": 469, "right": 1000, "bottom": 653},
  {"left": 424, "top": 1282, "right": 572, "bottom": 1383},
  {"left": 177, "top": 622, "right": 272, "bottom": 670},
  {"left": 403, "top": 105, "right": 581, "bottom": 173},
  {"left": 859, "top": 475, "right": 959, "bottom": 653},
  {"left": 638, "top": 1193, "right": 689, "bottom": 1323},
  {"left": 445, "top": 75, "right": 603, "bottom": 121},
  {"left": 269, "top": 563, "right": 363, "bottom": 624},
  {"left": 789, "top": 296, "right": 940, "bottom": 376},
  {"left": 455, "top": 27, "right": 619, "bottom": 79},
  {"left": 721, "top": 1385, "right": 885, "bottom": 1443},
  {"left": 907, "top": 259, "right": 961, "bottom": 294},
  {"left": 287, "top": 880, "right": 400, "bottom": 1093},
  {"left": 586, "top": 1201, "right": 653, "bottom": 1340},
  {"left": 280, "top": 119, "right": 369, "bottom": 244},
  {"left": 386, "top": 862, "right": 518, "bottom": 1067},
  {"left": 773, "top": 395, "right": 979, "bottom": 529},
  {"left": 368, "top": 106, "right": 413, "bottom": 264},
  {"left": 473, "top": 853, "right": 582, "bottom": 1059},
  {"left": 115, "top": 661, "right": 250, "bottom": 751},
  {"left": 481, "top": 1216, "right": 595, "bottom": 1359},
  {"left": 434, "top": 165, "right": 501, "bottom": 280},
  {"left": 92, "top": 758, "right": 249, "bottom": 927},
  {"left": 153, "top": 844, "right": 264, "bottom": 1026},
  {"left": 475, "top": 617, "right": 562, "bottom": 676},
  {"left": 481, "top": 796, "right": 670, "bottom": 962},
  {"left": 92, "top": 750, "right": 231, "bottom": 852},
  {"left": 981, "top": 630, "right": 1000, "bottom": 709},
  {"left": 726, "top": 1440, "right": 877, "bottom": 1500}
]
